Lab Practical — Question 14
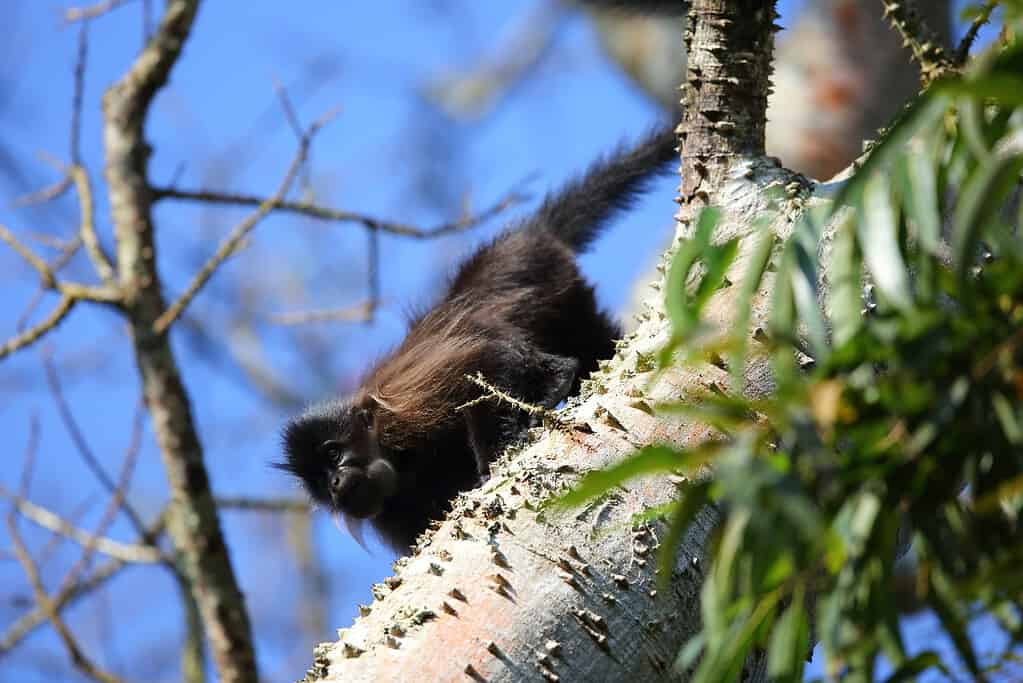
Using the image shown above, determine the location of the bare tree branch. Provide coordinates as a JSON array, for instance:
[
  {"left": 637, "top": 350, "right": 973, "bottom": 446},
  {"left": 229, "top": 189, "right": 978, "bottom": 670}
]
[
  {"left": 0, "top": 512, "right": 167, "bottom": 657},
  {"left": 71, "top": 22, "right": 88, "bottom": 164},
  {"left": 0, "top": 295, "right": 77, "bottom": 360},
  {"left": 6, "top": 432, "right": 129, "bottom": 683},
  {"left": 215, "top": 497, "right": 310, "bottom": 513},
  {"left": 15, "top": 239, "right": 81, "bottom": 333},
  {"left": 266, "top": 301, "right": 375, "bottom": 326},
  {"left": 152, "top": 108, "right": 338, "bottom": 334},
  {"left": 71, "top": 165, "right": 117, "bottom": 286},
  {"left": 0, "top": 487, "right": 162, "bottom": 564},
  {"left": 44, "top": 359, "right": 149, "bottom": 535},
  {"left": 151, "top": 182, "right": 530, "bottom": 238},
  {"left": 0, "top": 225, "right": 121, "bottom": 303},
  {"left": 64, "top": 0, "right": 138, "bottom": 24},
  {"left": 7, "top": 519, "right": 130, "bottom": 683}
]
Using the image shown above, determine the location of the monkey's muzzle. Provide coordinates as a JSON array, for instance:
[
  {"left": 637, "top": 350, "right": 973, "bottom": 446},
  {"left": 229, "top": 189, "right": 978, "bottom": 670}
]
[{"left": 329, "top": 455, "right": 397, "bottom": 519}]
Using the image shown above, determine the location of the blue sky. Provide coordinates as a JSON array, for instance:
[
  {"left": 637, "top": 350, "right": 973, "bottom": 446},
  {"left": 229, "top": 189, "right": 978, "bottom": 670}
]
[{"left": 0, "top": 2, "right": 1001, "bottom": 681}]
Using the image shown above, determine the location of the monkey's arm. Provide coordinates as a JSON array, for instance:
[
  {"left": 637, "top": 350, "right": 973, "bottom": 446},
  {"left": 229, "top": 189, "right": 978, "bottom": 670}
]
[{"left": 463, "top": 348, "right": 579, "bottom": 478}]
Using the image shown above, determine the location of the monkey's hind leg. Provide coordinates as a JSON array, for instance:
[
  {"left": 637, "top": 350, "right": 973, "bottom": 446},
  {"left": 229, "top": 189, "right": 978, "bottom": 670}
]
[{"left": 463, "top": 405, "right": 521, "bottom": 482}]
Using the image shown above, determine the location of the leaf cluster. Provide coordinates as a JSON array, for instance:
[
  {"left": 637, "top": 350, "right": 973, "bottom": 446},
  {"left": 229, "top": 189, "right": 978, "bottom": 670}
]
[{"left": 557, "top": 6, "right": 1023, "bottom": 681}]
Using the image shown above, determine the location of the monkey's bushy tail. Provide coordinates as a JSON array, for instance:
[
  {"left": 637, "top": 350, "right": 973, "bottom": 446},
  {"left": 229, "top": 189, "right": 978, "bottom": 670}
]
[
  {"left": 527, "top": 126, "right": 678, "bottom": 253},
  {"left": 577, "top": 0, "right": 686, "bottom": 16}
]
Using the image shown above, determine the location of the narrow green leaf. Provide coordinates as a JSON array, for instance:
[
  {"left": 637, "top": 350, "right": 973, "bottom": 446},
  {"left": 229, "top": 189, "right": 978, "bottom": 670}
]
[
  {"left": 827, "top": 210, "right": 863, "bottom": 346},
  {"left": 550, "top": 445, "right": 688, "bottom": 509},
  {"left": 882, "top": 651, "right": 945, "bottom": 683},
  {"left": 790, "top": 217, "right": 830, "bottom": 362},
  {"left": 767, "top": 585, "right": 809, "bottom": 681},
  {"left": 928, "top": 569, "right": 986, "bottom": 680},
  {"left": 860, "top": 171, "right": 913, "bottom": 311},
  {"left": 952, "top": 132, "right": 1023, "bottom": 282},
  {"left": 691, "top": 237, "right": 740, "bottom": 319},
  {"left": 899, "top": 138, "right": 942, "bottom": 255},
  {"left": 833, "top": 91, "right": 948, "bottom": 209},
  {"left": 769, "top": 246, "right": 797, "bottom": 382},
  {"left": 657, "top": 482, "right": 711, "bottom": 589},
  {"left": 730, "top": 220, "right": 777, "bottom": 392},
  {"left": 666, "top": 208, "right": 720, "bottom": 336},
  {"left": 992, "top": 392, "right": 1023, "bottom": 445}
]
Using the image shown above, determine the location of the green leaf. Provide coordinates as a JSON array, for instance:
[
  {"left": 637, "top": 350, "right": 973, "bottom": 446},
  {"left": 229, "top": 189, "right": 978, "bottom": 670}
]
[
  {"left": 860, "top": 171, "right": 913, "bottom": 311},
  {"left": 657, "top": 482, "right": 711, "bottom": 589},
  {"left": 827, "top": 210, "right": 863, "bottom": 346},
  {"left": 833, "top": 90, "right": 949, "bottom": 209},
  {"left": 730, "top": 219, "right": 777, "bottom": 392},
  {"left": 767, "top": 585, "right": 809, "bottom": 682},
  {"left": 550, "top": 445, "right": 691, "bottom": 509},
  {"left": 882, "top": 651, "right": 946, "bottom": 683},
  {"left": 666, "top": 208, "right": 720, "bottom": 337},
  {"left": 790, "top": 217, "right": 830, "bottom": 362},
  {"left": 899, "top": 138, "right": 942, "bottom": 255},
  {"left": 928, "top": 569, "right": 985, "bottom": 680},
  {"left": 952, "top": 132, "right": 1023, "bottom": 283},
  {"left": 992, "top": 392, "right": 1023, "bottom": 445}
]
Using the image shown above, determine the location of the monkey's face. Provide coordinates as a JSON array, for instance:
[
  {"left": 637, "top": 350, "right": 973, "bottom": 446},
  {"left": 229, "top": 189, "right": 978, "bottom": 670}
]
[{"left": 280, "top": 399, "right": 397, "bottom": 519}]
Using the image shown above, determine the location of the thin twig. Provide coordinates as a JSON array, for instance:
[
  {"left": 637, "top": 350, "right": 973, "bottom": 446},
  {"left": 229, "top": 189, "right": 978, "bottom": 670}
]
[
  {"left": 955, "top": 0, "right": 999, "bottom": 65},
  {"left": 44, "top": 358, "right": 149, "bottom": 535},
  {"left": 16, "top": 239, "right": 83, "bottom": 332},
  {"left": 0, "top": 224, "right": 55, "bottom": 287},
  {"left": 71, "top": 22, "right": 89, "bottom": 164},
  {"left": 141, "top": 0, "right": 152, "bottom": 42},
  {"left": 215, "top": 497, "right": 310, "bottom": 513},
  {"left": 0, "top": 295, "right": 76, "bottom": 360},
  {"left": 70, "top": 166, "right": 117, "bottom": 285},
  {"left": 12, "top": 175, "right": 74, "bottom": 207},
  {"left": 152, "top": 109, "right": 339, "bottom": 334},
  {"left": 0, "top": 224, "right": 120, "bottom": 303},
  {"left": 6, "top": 438, "right": 127, "bottom": 683},
  {"left": 273, "top": 79, "right": 305, "bottom": 142},
  {"left": 19, "top": 415, "right": 40, "bottom": 496},
  {"left": 7, "top": 519, "right": 128, "bottom": 683},
  {"left": 0, "top": 487, "right": 162, "bottom": 564},
  {"left": 458, "top": 372, "right": 560, "bottom": 423},
  {"left": 367, "top": 223, "right": 380, "bottom": 321},
  {"left": 151, "top": 181, "right": 530, "bottom": 239},
  {"left": 55, "top": 399, "right": 151, "bottom": 595},
  {"left": 0, "top": 511, "right": 167, "bottom": 656},
  {"left": 64, "top": 0, "right": 138, "bottom": 23},
  {"left": 267, "top": 301, "right": 376, "bottom": 326},
  {"left": 38, "top": 495, "right": 98, "bottom": 569}
]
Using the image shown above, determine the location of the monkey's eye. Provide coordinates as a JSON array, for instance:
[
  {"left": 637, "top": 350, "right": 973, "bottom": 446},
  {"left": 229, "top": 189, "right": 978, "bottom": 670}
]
[
  {"left": 318, "top": 440, "right": 345, "bottom": 463},
  {"left": 356, "top": 408, "right": 373, "bottom": 429}
]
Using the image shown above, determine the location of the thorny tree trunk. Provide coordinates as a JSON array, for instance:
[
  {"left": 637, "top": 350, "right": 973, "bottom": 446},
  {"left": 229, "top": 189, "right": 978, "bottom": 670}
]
[
  {"left": 307, "top": 2, "right": 805, "bottom": 681},
  {"left": 102, "top": 1, "right": 258, "bottom": 682}
]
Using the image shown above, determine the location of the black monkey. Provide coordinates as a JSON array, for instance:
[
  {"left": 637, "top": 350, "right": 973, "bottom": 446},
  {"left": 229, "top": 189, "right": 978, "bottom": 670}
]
[{"left": 279, "top": 126, "right": 678, "bottom": 552}]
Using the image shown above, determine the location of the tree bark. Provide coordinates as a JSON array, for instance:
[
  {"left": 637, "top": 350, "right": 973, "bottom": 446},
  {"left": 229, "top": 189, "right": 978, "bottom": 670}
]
[
  {"left": 102, "top": 2, "right": 258, "bottom": 681},
  {"left": 305, "top": 2, "right": 806, "bottom": 681}
]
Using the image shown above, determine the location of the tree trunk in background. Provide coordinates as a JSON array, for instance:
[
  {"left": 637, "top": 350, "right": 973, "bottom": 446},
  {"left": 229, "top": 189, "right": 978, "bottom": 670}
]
[{"left": 586, "top": 0, "right": 951, "bottom": 180}]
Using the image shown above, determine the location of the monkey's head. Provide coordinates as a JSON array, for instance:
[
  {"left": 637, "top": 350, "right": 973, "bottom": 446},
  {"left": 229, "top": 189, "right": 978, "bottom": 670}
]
[{"left": 279, "top": 398, "right": 398, "bottom": 520}]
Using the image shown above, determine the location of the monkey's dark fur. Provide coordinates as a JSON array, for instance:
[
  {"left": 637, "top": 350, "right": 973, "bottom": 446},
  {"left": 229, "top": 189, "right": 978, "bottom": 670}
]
[{"left": 279, "top": 126, "right": 678, "bottom": 551}]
